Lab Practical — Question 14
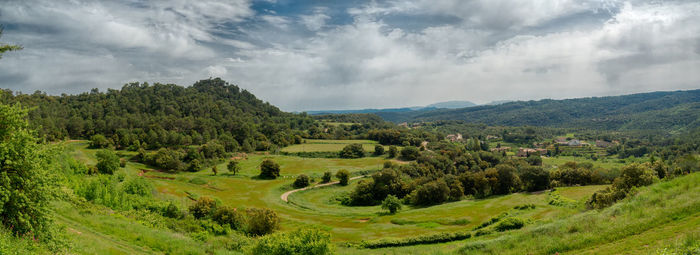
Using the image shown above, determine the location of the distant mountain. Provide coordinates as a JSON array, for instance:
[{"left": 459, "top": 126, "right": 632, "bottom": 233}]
[
  {"left": 484, "top": 100, "right": 513, "bottom": 106},
  {"left": 406, "top": 90, "right": 700, "bottom": 132},
  {"left": 306, "top": 100, "right": 476, "bottom": 116},
  {"left": 426, "top": 100, "right": 477, "bottom": 109}
]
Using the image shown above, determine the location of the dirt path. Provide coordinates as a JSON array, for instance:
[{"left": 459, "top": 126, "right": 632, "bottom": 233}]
[{"left": 281, "top": 175, "right": 366, "bottom": 202}]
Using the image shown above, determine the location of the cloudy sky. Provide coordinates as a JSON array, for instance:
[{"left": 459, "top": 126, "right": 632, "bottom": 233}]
[{"left": 0, "top": 0, "right": 699, "bottom": 111}]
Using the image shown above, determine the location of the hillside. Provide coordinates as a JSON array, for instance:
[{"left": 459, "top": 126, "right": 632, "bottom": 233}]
[
  {"left": 394, "top": 89, "right": 700, "bottom": 132},
  {"left": 0, "top": 78, "right": 315, "bottom": 150}
]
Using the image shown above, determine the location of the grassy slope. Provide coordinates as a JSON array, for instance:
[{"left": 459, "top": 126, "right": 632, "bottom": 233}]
[{"left": 281, "top": 139, "right": 387, "bottom": 153}]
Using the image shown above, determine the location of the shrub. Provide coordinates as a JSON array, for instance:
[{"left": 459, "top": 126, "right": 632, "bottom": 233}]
[
  {"left": 293, "top": 174, "right": 311, "bottom": 188},
  {"left": 212, "top": 206, "right": 243, "bottom": 230},
  {"left": 246, "top": 208, "right": 280, "bottom": 236},
  {"left": 388, "top": 146, "right": 398, "bottom": 158},
  {"left": 96, "top": 150, "right": 120, "bottom": 174},
  {"left": 89, "top": 134, "right": 110, "bottom": 148},
  {"left": 359, "top": 231, "right": 471, "bottom": 249},
  {"left": 246, "top": 228, "right": 332, "bottom": 255},
  {"left": 494, "top": 218, "right": 525, "bottom": 232},
  {"left": 410, "top": 180, "right": 450, "bottom": 206},
  {"left": 381, "top": 195, "right": 402, "bottom": 214},
  {"left": 373, "top": 145, "right": 385, "bottom": 156},
  {"left": 336, "top": 170, "right": 350, "bottom": 186},
  {"left": 122, "top": 177, "right": 153, "bottom": 197},
  {"left": 189, "top": 197, "right": 217, "bottom": 219},
  {"left": 321, "top": 171, "right": 332, "bottom": 183},
  {"left": 163, "top": 202, "right": 182, "bottom": 218},
  {"left": 520, "top": 166, "right": 550, "bottom": 192},
  {"left": 260, "top": 159, "right": 280, "bottom": 179},
  {"left": 400, "top": 146, "right": 420, "bottom": 160},
  {"left": 339, "top": 144, "right": 365, "bottom": 158}
]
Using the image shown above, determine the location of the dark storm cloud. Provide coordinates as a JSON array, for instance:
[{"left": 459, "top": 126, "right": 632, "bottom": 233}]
[{"left": 0, "top": 0, "right": 698, "bottom": 111}]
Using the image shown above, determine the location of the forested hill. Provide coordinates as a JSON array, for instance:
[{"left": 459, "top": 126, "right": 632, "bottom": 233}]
[
  {"left": 392, "top": 89, "right": 700, "bottom": 132},
  {"left": 0, "top": 78, "right": 315, "bottom": 150}
]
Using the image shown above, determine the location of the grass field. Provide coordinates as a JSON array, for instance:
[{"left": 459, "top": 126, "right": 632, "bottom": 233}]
[
  {"left": 50, "top": 141, "right": 698, "bottom": 254},
  {"left": 281, "top": 139, "right": 389, "bottom": 153}
]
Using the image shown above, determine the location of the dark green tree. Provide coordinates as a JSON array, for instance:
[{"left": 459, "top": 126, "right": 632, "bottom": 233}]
[
  {"left": 340, "top": 143, "right": 365, "bottom": 158},
  {"left": 373, "top": 144, "right": 385, "bottom": 156},
  {"left": 246, "top": 208, "right": 280, "bottom": 236},
  {"left": 321, "top": 171, "right": 332, "bottom": 183},
  {"left": 400, "top": 146, "right": 420, "bottom": 160},
  {"left": 336, "top": 169, "right": 350, "bottom": 186},
  {"left": 293, "top": 174, "right": 311, "bottom": 188},
  {"left": 260, "top": 159, "right": 280, "bottom": 179},
  {"left": 388, "top": 145, "right": 398, "bottom": 158}
]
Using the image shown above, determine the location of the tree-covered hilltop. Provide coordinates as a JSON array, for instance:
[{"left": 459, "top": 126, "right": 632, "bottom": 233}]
[
  {"left": 382, "top": 89, "right": 700, "bottom": 132},
  {"left": 0, "top": 78, "right": 315, "bottom": 151}
]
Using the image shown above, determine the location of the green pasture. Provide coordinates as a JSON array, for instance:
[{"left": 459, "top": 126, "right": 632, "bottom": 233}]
[
  {"left": 281, "top": 139, "right": 388, "bottom": 153},
  {"left": 55, "top": 140, "right": 698, "bottom": 254}
]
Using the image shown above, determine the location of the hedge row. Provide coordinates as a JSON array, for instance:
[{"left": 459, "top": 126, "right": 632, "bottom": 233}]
[{"left": 357, "top": 231, "right": 472, "bottom": 249}]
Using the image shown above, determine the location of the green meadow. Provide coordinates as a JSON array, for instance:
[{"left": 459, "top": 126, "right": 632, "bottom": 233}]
[{"left": 281, "top": 139, "right": 389, "bottom": 153}]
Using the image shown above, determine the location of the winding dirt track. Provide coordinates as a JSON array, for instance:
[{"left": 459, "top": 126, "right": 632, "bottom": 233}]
[{"left": 281, "top": 175, "right": 366, "bottom": 202}]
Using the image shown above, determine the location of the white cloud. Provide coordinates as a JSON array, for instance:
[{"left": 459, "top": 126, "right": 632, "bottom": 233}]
[{"left": 0, "top": 0, "right": 698, "bottom": 111}]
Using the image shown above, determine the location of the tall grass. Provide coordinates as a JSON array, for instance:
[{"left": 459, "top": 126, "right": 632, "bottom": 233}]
[{"left": 458, "top": 172, "right": 700, "bottom": 254}]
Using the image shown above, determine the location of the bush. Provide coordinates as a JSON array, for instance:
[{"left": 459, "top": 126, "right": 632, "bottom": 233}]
[
  {"left": 373, "top": 145, "right": 385, "bottom": 156},
  {"left": 89, "top": 134, "right": 110, "bottom": 148},
  {"left": 212, "top": 206, "right": 243, "bottom": 230},
  {"left": 388, "top": 146, "right": 398, "bottom": 158},
  {"left": 246, "top": 228, "right": 332, "bottom": 255},
  {"left": 96, "top": 150, "right": 120, "bottom": 174},
  {"left": 520, "top": 166, "right": 550, "bottom": 192},
  {"left": 260, "top": 159, "right": 280, "bottom": 179},
  {"left": 359, "top": 231, "right": 471, "bottom": 249},
  {"left": 321, "top": 171, "right": 332, "bottom": 183},
  {"left": 246, "top": 208, "right": 280, "bottom": 236},
  {"left": 293, "top": 174, "right": 311, "bottom": 188},
  {"left": 335, "top": 170, "right": 350, "bottom": 186},
  {"left": 494, "top": 217, "right": 525, "bottom": 232},
  {"left": 122, "top": 177, "right": 153, "bottom": 197},
  {"left": 189, "top": 197, "right": 217, "bottom": 219},
  {"left": 381, "top": 195, "right": 402, "bottom": 214},
  {"left": 409, "top": 180, "right": 450, "bottom": 206},
  {"left": 163, "top": 202, "right": 182, "bottom": 218},
  {"left": 400, "top": 146, "right": 420, "bottom": 160},
  {"left": 339, "top": 144, "right": 365, "bottom": 158}
]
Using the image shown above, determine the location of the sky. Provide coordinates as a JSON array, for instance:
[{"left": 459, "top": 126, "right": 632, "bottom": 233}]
[{"left": 0, "top": 0, "right": 699, "bottom": 111}]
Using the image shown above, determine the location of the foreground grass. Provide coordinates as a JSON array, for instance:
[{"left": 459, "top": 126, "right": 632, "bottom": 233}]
[{"left": 454, "top": 172, "right": 699, "bottom": 254}]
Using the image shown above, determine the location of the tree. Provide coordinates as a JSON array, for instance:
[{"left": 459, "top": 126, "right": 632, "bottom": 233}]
[
  {"left": 96, "top": 150, "right": 120, "bottom": 174},
  {"left": 246, "top": 208, "right": 280, "bottom": 236},
  {"left": 212, "top": 206, "right": 243, "bottom": 230},
  {"left": 0, "top": 26, "right": 22, "bottom": 59},
  {"left": 410, "top": 180, "right": 450, "bottom": 205},
  {"left": 520, "top": 166, "right": 550, "bottom": 192},
  {"left": 381, "top": 195, "right": 402, "bottom": 214},
  {"left": 89, "top": 134, "right": 110, "bottom": 148},
  {"left": 0, "top": 103, "right": 55, "bottom": 239},
  {"left": 400, "top": 146, "right": 420, "bottom": 160},
  {"left": 227, "top": 160, "right": 240, "bottom": 175},
  {"left": 336, "top": 170, "right": 350, "bottom": 186},
  {"left": 321, "top": 171, "right": 332, "bottom": 183},
  {"left": 388, "top": 145, "right": 398, "bottom": 158},
  {"left": 293, "top": 174, "right": 311, "bottom": 188},
  {"left": 212, "top": 165, "right": 218, "bottom": 176},
  {"left": 260, "top": 159, "right": 280, "bottom": 179},
  {"left": 340, "top": 143, "right": 365, "bottom": 158},
  {"left": 373, "top": 145, "right": 385, "bottom": 156},
  {"left": 189, "top": 196, "right": 217, "bottom": 219}
]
